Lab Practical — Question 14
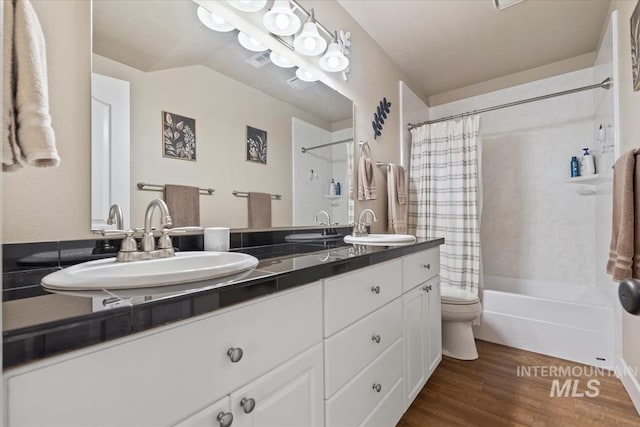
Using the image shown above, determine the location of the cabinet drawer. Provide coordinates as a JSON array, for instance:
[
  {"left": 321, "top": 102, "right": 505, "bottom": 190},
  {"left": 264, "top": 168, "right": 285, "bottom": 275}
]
[
  {"left": 324, "top": 259, "right": 402, "bottom": 337},
  {"left": 403, "top": 247, "right": 440, "bottom": 292},
  {"left": 325, "top": 338, "right": 403, "bottom": 427},
  {"left": 7, "top": 283, "right": 322, "bottom": 427},
  {"left": 358, "top": 377, "right": 404, "bottom": 427},
  {"left": 174, "top": 396, "right": 231, "bottom": 427},
  {"left": 324, "top": 298, "right": 402, "bottom": 398}
]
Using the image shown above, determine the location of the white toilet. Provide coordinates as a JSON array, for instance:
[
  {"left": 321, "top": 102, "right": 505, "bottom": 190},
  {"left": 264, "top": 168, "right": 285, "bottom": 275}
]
[{"left": 441, "top": 286, "right": 482, "bottom": 360}]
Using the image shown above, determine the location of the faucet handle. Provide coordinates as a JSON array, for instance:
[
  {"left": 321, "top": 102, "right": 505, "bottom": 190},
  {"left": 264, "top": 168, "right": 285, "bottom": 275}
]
[
  {"left": 165, "top": 226, "right": 204, "bottom": 235},
  {"left": 157, "top": 228, "right": 173, "bottom": 250}
]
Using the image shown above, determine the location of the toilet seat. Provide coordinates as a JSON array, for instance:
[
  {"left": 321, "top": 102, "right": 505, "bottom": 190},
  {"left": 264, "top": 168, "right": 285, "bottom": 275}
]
[{"left": 441, "top": 286, "right": 479, "bottom": 305}]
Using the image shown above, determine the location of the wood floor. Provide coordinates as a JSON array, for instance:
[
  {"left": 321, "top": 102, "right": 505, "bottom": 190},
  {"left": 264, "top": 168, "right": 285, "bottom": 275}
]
[{"left": 398, "top": 340, "right": 640, "bottom": 426}]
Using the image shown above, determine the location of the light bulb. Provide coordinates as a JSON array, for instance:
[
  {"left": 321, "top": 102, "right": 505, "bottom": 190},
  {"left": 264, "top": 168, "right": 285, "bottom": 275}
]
[
  {"left": 249, "top": 36, "right": 260, "bottom": 46},
  {"left": 303, "top": 37, "right": 317, "bottom": 51},
  {"left": 328, "top": 56, "right": 340, "bottom": 69},
  {"left": 275, "top": 13, "right": 289, "bottom": 29}
]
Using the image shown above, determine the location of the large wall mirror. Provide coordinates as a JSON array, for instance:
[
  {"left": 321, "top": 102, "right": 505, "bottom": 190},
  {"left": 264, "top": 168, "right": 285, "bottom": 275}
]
[{"left": 91, "top": 0, "right": 354, "bottom": 231}]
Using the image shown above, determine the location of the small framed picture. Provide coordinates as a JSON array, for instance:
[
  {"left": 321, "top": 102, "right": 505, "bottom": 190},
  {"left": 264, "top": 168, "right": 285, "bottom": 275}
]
[
  {"left": 162, "top": 111, "right": 196, "bottom": 161},
  {"left": 632, "top": 0, "right": 640, "bottom": 91},
  {"left": 246, "top": 125, "right": 267, "bottom": 164}
]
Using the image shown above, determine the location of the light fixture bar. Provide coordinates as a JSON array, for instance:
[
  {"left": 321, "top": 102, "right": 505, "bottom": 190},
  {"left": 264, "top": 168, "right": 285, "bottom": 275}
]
[{"left": 289, "top": 0, "right": 335, "bottom": 41}]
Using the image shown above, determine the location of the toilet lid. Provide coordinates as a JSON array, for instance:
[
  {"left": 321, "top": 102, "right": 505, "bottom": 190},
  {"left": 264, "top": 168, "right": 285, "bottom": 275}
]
[{"left": 441, "top": 286, "right": 479, "bottom": 305}]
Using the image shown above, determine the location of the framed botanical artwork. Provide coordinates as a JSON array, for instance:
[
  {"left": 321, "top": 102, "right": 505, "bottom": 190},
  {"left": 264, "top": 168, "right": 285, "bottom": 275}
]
[
  {"left": 162, "top": 111, "right": 196, "bottom": 161},
  {"left": 632, "top": 0, "right": 640, "bottom": 91},
  {"left": 246, "top": 125, "right": 267, "bottom": 164}
]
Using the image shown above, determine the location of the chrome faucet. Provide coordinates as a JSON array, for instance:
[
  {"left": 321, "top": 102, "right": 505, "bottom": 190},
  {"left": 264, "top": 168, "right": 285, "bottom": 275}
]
[
  {"left": 142, "top": 199, "right": 173, "bottom": 252},
  {"left": 107, "top": 204, "right": 124, "bottom": 230},
  {"left": 314, "top": 210, "right": 331, "bottom": 226},
  {"left": 353, "top": 209, "right": 377, "bottom": 237}
]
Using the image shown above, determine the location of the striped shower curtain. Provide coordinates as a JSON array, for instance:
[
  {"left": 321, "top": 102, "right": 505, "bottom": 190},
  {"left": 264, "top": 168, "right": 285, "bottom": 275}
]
[{"left": 408, "top": 116, "right": 482, "bottom": 294}]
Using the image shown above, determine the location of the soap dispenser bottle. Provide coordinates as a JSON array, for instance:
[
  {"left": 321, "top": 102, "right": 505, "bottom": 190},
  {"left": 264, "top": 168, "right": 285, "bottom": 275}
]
[
  {"left": 329, "top": 179, "right": 336, "bottom": 196},
  {"left": 571, "top": 156, "right": 580, "bottom": 177},
  {"left": 580, "top": 148, "right": 596, "bottom": 175}
]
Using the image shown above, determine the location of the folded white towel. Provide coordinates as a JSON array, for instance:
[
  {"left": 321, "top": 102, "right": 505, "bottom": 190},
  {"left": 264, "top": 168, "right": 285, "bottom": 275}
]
[{"left": 3, "top": 0, "right": 59, "bottom": 171}]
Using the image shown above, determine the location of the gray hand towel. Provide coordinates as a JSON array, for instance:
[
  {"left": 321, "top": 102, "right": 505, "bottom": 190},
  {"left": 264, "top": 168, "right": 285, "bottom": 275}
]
[
  {"left": 607, "top": 149, "right": 639, "bottom": 281},
  {"left": 387, "top": 164, "right": 407, "bottom": 234},
  {"left": 164, "top": 184, "right": 200, "bottom": 227},
  {"left": 3, "top": 0, "right": 60, "bottom": 171},
  {"left": 248, "top": 192, "right": 272, "bottom": 229},
  {"left": 358, "top": 156, "right": 376, "bottom": 200}
]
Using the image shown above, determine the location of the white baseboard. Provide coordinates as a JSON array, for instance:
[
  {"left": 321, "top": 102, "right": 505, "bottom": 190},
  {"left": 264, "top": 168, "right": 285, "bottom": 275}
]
[{"left": 619, "top": 357, "right": 640, "bottom": 416}]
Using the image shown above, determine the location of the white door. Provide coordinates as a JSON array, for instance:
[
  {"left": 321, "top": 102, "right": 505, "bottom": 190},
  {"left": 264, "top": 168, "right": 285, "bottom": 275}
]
[
  {"left": 426, "top": 276, "right": 442, "bottom": 377},
  {"left": 91, "top": 73, "right": 130, "bottom": 230},
  {"left": 402, "top": 284, "right": 427, "bottom": 410},
  {"left": 174, "top": 396, "right": 232, "bottom": 427},
  {"left": 230, "top": 343, "right": 324, "bottom": 427}
]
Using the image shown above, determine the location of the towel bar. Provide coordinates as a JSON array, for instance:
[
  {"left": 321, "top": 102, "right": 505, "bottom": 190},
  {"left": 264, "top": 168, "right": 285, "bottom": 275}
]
[
  {"left": 137, "top": 182, "right": 215, "bottom": 195},
  {"left": 232, "top": 190, "right": 282, "bottom": 200}
]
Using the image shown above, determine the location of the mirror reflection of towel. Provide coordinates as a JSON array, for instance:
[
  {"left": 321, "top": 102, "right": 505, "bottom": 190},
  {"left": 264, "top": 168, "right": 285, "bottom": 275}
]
[
  {"left": 164, "top": 184, "right": 200, "bottom": 227},
  {"left": 248, "top": 192, "right": 271, "bottom": 228}
]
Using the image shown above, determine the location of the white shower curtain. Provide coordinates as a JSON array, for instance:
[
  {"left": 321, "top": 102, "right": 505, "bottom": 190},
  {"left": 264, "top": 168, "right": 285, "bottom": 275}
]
[{"left": 408, "top": 116, "right": 482, "bottom": 295}]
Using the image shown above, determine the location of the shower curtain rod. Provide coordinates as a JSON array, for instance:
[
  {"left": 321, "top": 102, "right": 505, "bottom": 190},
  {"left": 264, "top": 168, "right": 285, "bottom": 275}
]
[
  {"left": 301, "top": 138, "right": 353, "bottom": 153},
  {"left": 408, "top": 77, "right": 613, "bottom": 130}
]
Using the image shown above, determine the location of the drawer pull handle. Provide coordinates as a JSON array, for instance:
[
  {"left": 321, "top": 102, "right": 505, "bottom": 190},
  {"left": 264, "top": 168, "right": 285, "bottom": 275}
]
[
  {"left": 240, "top": 397, "right": 256, "bottom": 414},
  {"left": 371, "top": 285, "right": 381, "bottom": 294},
  {"left": 217, "top": 412, "right": 234, "bottom": 427},
  {"left": 423, "top": 284, "right": 432, "bottom": 292},
  {"left": 227, "top": 347, "right": 244, "bottom": 363},
  {"left": 371, "top": 334, "right": 381, "bottom": 344},
  {"left": 423, "top": 263, "right": 431, "bottom": 270},
  {"left": 372, "top": 383, "right": 382, "bottom": 393}
]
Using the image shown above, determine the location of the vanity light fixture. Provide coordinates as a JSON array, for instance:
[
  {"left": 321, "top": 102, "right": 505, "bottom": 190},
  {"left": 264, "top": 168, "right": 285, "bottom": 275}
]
[
  {"left": 227, "top": 0, "right": 267, "bottom": 13},
  {"left": 319, "top": 33, "right": 349, "bottom": 72},
  {"left": 237, "top": 32, "right": 269, "bottom": 52},
  {"left": 295, "top": 68, "right": 318, "bottom": 82},
  {"left": 263, "top": 0, "right": 301, "bottom": 36},
  {"left": 270, "top": 51, "right": 295, "bottom": 68},
  {"left": 293, "top": 10, "right": 327, "bottom": 56},
  {"left": 196, "top": 6, "right": 235, "bottom": 32}
]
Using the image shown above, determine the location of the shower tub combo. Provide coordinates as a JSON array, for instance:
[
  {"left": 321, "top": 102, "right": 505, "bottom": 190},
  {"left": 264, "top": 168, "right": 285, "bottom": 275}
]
[{"left": 473, "top": 275, "right": 614, "bottom": 369}]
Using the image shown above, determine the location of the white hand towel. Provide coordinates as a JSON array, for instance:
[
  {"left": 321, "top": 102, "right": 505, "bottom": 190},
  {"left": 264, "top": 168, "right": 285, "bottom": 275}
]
[{"left": 3, "top": 0, "right": 59, "bottom": 171}]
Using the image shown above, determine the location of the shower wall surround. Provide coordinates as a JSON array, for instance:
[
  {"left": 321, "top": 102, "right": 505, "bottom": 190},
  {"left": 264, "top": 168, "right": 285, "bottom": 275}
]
[{"left": 430, "top": 68, "right": 598, "bottom": 294}]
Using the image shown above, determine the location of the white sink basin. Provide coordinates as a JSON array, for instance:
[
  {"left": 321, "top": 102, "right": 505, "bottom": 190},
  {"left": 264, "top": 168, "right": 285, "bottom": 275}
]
[
  {"left": 344, "top": 234, "right": 417, "bottom": 246},
  {"left": 41, "top": 251, "right": 259, "bottom": 291}
]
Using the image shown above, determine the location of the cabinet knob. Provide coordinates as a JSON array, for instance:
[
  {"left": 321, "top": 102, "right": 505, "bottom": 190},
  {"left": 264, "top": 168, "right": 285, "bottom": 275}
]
[
  {"left": 423, "top": 284, "right": 432, "bottom": 292},
  {"left": 423, "top": 264, "right": 431, "bottom": 270},
  {"left": 217, "top": 412, "right": 233, "bottom": 427},
  {"left": 240, "top": 397, "right": 256, "bottom": 414},
  {"left": 371, "top": 334, "right": 381, "bottom": 344},
  {"left": 227, "top": 347, "right": 244, "bottom": 363},
  {"left": 372, "top": 383, "right": 382, "bottom": 393},
  {"left": 371, "top": 285, "right": 381, "bottom": 294}
]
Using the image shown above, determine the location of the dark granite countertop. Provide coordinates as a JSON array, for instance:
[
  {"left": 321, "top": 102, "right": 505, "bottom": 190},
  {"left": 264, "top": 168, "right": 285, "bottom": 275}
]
[{"left": 3, "top": 233, "right": 443, "bottom": 369}]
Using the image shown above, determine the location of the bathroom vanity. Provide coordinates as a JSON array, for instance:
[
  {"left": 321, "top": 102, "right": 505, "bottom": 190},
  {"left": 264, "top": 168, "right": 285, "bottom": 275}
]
[{"left": 2, "top": 237, "right": 443, "bottom": 426}]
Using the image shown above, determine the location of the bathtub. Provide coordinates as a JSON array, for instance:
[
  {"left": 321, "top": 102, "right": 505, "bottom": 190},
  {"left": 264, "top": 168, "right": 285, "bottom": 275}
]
[{"left": 473, "top": 275, "right": 615, "bottom": 368}]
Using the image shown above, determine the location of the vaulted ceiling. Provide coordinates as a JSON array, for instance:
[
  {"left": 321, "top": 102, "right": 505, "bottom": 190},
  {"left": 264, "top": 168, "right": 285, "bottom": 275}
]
[{"left": 338, "top": 0, "right": 611, "bottom": 100}]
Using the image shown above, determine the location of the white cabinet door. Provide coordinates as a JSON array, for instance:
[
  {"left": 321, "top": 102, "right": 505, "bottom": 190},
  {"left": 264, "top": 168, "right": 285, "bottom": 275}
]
[
  {"left": 426, "top": 276, "right": 442, "bottom": 378},
  {"left": 174, "top": 396, "right": 232, "bottom": 427},
  {"left": 230, "top": 343, "right": 324, "bottom": 427},
  {"left": 402, "top": 285, "right": 427, "bottom": 410}
]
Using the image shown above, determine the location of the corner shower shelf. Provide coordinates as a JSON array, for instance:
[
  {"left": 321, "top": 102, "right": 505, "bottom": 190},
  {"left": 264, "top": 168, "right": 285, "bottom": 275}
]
[
  {"left": 564, "top": 174, "right": 611, "bottom": 186},
  {"left": 564, "top": 174, "right": 612, "bottom": 196},
  {"left": 324, "top": 195, "right": 342, "bottom": 206}
]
